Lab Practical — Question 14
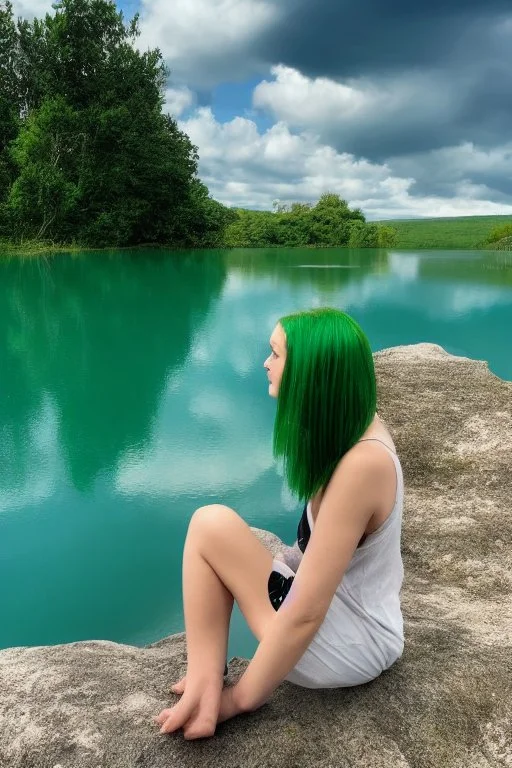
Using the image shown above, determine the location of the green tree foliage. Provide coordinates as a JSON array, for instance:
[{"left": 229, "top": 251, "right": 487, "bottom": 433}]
[
  {"left": 8, "top": 97, "right": 80, "bottom": 240},
  {"left": 489, "top": 235, "right": 512, "bottom": 251},
  {"left": 0, "top": 0, "right": 232, "bottom": 246},
  {"left": 224, "top": 194, "right": 397, "bottom": 248},
  {"left": 0, "top": 1, "right": 19, "bottom": 222},
  {"left": 377, "top": 225, "right": 398, "bottom": 248},
  {"left": 309, "top": 193, "right": 364, "bottom": 245},
  {"left": 186, "top": 181, "right": 239, "bottom": 247},
  {"left": 348, "top": 222, "right": 398, "bottom": 248},
  {"left": 486, "top": 222, "right": 512, "bottom": 244}
]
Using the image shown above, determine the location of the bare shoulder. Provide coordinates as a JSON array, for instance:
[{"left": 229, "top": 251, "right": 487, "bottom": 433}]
[
  {"left": 313, "top": 417, "right": 398, "bottom": 521},
  {"left": 325, "top": 441, "right": 391, "bottom": 502},
  {"left": 340, "top": 439, "right": 392, "bottom": 479},
  {"left": 333, "top": 429, "right": 399, "bottom": 528}
]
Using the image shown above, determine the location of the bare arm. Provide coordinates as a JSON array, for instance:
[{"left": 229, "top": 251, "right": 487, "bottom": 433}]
[{"left": 233, "top": 446, "right": 388, "bottom": 711}]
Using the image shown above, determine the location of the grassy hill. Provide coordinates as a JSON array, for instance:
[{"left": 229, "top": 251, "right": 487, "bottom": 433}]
[{"left": 375, "top": 215, "right": 512, "bottom": 249}]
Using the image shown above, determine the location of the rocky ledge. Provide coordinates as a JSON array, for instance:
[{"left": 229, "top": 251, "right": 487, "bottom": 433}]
[{"left": 1, "top": 344, "right": 511, "bottom": 768}]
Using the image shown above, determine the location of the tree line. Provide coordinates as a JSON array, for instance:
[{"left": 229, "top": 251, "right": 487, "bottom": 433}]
[
  {"left": 0, "top": 0, "right": 396, "bottom": 250},
  {"left": 225, "top": 196, "right": 397, "bottom": 248}
]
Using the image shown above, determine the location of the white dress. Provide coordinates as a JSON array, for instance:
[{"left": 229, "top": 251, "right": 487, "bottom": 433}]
[{"left": 268, "top": 439, "right": 405, "bottom": 689}]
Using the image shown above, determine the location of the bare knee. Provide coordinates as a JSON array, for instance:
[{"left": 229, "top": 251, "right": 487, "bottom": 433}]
[{"left": 189, "top": 504, "right": 238, "bottom": 537}]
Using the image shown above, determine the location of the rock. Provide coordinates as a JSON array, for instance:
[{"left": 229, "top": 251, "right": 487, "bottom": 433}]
[{"left": 1, "top": 344, "right": 511, "bottom": 768}]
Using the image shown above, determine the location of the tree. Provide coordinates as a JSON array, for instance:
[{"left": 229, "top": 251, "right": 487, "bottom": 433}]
[
  {"left": 0, "top": 1, "right": 19, "bottom": 217},
  {"left": 348, "top": 221, "right": 397, "bottom": 248},
  {"left": 348, "top": 221, "right": 375, "bottom": 247},
  {"left": 184, "top": 179, "right": 238, "bottom": 247},
  {"left": 486, "top": 223, "right": 512, "bottom": 244},
  {"left": 377, "top": 225, "right": 398, "bottom": 248},
  {"left": 309, "top": 193, "right": 365, "bottom": 246},
  {"left": 0, "top": 2, "right": 18, "bottom": 144},
  {"left": 491, "top": 235, "right": 512, "bottom": 251},
  {"left": 8, "top": 96, "right": 81, "bottom": 240},
  {"left": 3, "top": 0, "right": 233, "bottom": 247},
  {"left": 224, "top": 195, "right": 394, "bottom": 248}
]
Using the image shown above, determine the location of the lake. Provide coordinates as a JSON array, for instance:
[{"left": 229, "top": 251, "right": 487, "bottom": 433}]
[{"left": 1, "top": 247, "right": 511, "bottom": 661}]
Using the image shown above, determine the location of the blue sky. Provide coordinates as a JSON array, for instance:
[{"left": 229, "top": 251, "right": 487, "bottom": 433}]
[{"left": 12, "top": 0, "right": 512, "bottom": 218}]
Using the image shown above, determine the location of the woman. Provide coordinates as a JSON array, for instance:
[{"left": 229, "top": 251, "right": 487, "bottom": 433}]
[{"left": 155, "top": 308, "right": 404, "bottom": 739}]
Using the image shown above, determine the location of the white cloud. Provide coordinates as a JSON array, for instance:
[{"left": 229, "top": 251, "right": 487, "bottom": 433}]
[
  {"left": 180, "top": 107, "right": 395, "bottom": 207},
  {"left": 253, "top": 65, "right": 459, "bottom": 143},
  {"left": 179, "top": 106, "right": 512, "bottom": 218},
  {"left": 254, "top": 65, "right": 385, "bottom": 124},
  {"left": 359, "top": 193, "right": 512, "bottom": 220},
  {"left": 138, "top": 0, "right": 277, "bottom": 87},
  {"left": 389, "top": 141, "right": 512, "bottom": 198},
  {"left": 439, "top": 142, "right": 512, "bottom": 175},
  {"left": 11, "top": 0, "right": 53, "bottom": 18},
  {"left": 11, "top": 2, "right": 512, "bottom": 216},
  {"left": 251, "top": 65, "right": 512, "bottom": 205},
  {"left": 162, "top": 86, "right": 195, "bottom": 118}
]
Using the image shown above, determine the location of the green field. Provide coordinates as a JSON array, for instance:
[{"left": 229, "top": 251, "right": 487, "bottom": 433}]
[{"left": 376, "top": 215, "right": 512, "bottom": 249}]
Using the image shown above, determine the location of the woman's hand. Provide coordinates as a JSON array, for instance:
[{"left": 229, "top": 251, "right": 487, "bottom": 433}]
[
  {"left": 155, "top": 680, "right": 221, "bottom": 740},
  {"left": 217, "top": 683, "right": 247, "bottom": 724},
  {"left": 154, "top": 680, "right": 249, "bottom": 740}
]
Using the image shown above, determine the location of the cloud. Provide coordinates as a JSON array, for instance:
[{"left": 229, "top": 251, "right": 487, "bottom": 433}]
[
  {"left": 388, "top": 142, "right": 512, "bottom": 200},
  {"left": 253, "top": 65, "right": 464, "bottom": 160},
  {"left": 10, "top": 0, "right": 512, "bottom": 214},
  {"left": 179, "top": 106, "right": 512, "bottom": 217},
  {"left": 137, "top": 0, "right": 512, "bottom": 93},
  {"left": 256, "top": 3, "right": 512, "bottom": 161},
  {"left": 11, "top": 0, "right": 54, "bottom": 17},
  {"left": 138, "top": 0, "right": 512, "bottom": 166},
  {"left": 138, "top": 0, "right": 277, "bottom": 87},
  {"left": 256, "top": 0, "right": 512, "bottom": 80},
  {"left": 162, "top": 86, "right": 196, "bottom": 118}
]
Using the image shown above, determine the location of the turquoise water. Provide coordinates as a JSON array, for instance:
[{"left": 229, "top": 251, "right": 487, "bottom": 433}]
[{"left": 1, "top": 247, "right": 511, "bottom": 659}]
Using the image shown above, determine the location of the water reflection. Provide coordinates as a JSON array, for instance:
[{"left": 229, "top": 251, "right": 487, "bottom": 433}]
[
  {"left": 1, "top": 247, "right": 511, "bottom": 655},
  {"left": 226, "top": 248, "right": 390, "bottom": 298},
  {"left": 0, "top": 251, "right": 227, "bottom": 650},
  {"left": 419, "top": 250, "right": 512, "bottom": 288},
  {"left": 224, "top": 249, "right": 512, "bottom": 380},
  {"left": 0, "top": 251, "right": 226, "bottom": 497},
  {"left": 0, "top": 395, "right": 63, "bottom": 514}
]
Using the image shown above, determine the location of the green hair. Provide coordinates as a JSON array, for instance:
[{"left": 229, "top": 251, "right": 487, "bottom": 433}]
[{"left": 273, "top": 307, "right": 377, "bottom": 502}]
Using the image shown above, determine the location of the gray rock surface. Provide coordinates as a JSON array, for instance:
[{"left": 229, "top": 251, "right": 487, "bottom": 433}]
[{"left": 1, "top": 344, "right": 511, "bottom": 768}]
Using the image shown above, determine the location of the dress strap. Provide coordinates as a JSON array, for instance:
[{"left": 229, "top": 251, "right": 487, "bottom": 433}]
[{"left": 357, "top": 437, "right": 398, "bottom": 456}]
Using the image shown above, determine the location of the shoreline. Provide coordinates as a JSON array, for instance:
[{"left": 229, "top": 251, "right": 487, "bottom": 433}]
[{"left": 1, "top": 241, "right": 511, "bottom": 258}]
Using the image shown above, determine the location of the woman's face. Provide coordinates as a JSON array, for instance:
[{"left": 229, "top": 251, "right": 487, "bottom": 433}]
[{"left": 263, "top": 324, "right": 287, "bottom": 398}]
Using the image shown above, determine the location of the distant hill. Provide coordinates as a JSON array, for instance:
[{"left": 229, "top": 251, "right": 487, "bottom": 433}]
[{"left": 374, "top": 215, "right": 512, "bottom": 249}]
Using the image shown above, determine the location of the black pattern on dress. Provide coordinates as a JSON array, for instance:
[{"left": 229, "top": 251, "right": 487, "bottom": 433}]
[
  {"left": 268, "top": 570, "right": 294, "bottom": 611},
  {"left": 268, "top": 504, "right": 311, "bottom": 612},
  {"left": 297, "top": 504, "right": 311, "bottom": 553}
]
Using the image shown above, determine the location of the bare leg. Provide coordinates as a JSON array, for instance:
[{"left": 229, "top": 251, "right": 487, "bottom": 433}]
[
  {"left": 156, "top": 505, "right": 275, "bottom": 737},
  {"left": 181, "top": 515, "right": 234, "bottom": 686},
  {"left": 160, "top": 513, "right": 234, "bottom": 734}
]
